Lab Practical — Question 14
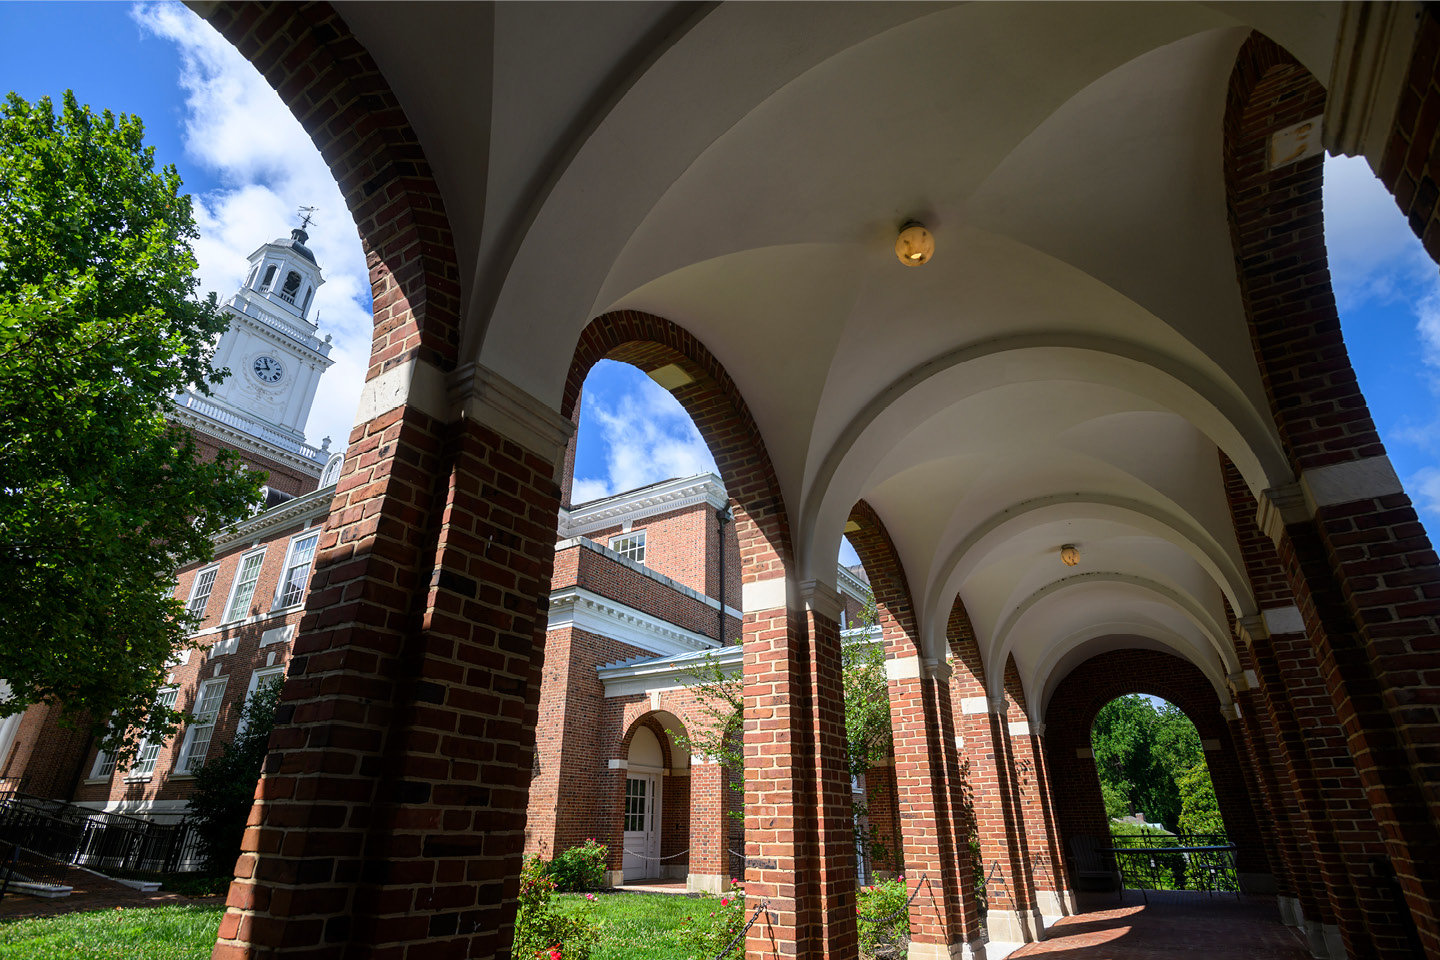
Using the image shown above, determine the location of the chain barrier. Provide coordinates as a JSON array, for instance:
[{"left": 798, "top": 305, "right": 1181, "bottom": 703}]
[
  {"left": 712, "top": 897, "right": 768, "bottom": 960},
  {"left": 620, "top": 846, "right": 691, "bottom": 862},
  {"left": 857, "top": 873, "right": 928, "bottom": 927}
]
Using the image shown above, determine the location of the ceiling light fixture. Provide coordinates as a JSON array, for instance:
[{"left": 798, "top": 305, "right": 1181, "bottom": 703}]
[
  {"left": 895, "top": 221, "right": 934, "bottom": 267},
  {"left": 1060, "top": 544, "right": 1080, "bottom": 567}
]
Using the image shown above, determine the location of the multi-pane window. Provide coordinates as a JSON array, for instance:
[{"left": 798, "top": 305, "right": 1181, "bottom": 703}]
[
  {"left": 129, "top": 689, "right": 179, "bottom": 778},
  {"left": 224, "top": 550, "right": 266, "bottom": 622},
  {"left": 177, "top": 678, "right": 229, "bottom": 775},
  {"left": 609, "top": 531, "right": 646, "bottom": 565},
  {"left": 90, "top": 750, "right": 116, "bottom": 780},
  {"left": 624, "top": 777, "right": 649, "bottom": 832},
  {"left": 237, "top": 667, "right": 284, "bottom": 737},
  {"left": 186, "top": 567, "right": 218, "bottom": 617},
  {"left": 274, "top": 534, "right": 318, "bottom": 609}
]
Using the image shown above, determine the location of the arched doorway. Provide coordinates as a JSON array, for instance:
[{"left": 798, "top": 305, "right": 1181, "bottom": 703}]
[{"left": 622, "top": 725, "right": 665, "bottom": 883}]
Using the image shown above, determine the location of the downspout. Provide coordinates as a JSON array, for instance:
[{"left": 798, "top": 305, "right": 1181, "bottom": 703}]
[{"left": 716, "top": 505, "right": 733, "bottom": 643}]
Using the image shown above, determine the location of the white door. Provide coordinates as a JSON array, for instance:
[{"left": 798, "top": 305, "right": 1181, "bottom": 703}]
[{"left": 622, "top": 774, "right": 660, "bottom": 881}]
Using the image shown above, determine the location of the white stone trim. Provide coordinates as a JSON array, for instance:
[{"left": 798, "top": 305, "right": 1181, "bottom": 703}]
[
  {"left": 687, "top": 873, "right": 726, "bottom": 894},
  {"left": 353, "top": 356, "right": 449, "bottom": 426},
  {"left": 1326, "top": 1, "right": 1421, "bottom": 166},
  {"left": 556, "top": 537, "right": 743, "bottom": 620},
  {"left": 1256, "top": 483, "right": 1309, "bottom": 543},
  {"left": 1267, "top": 115, "right": 1325, "bottom": 170},
  {"left": 448, "top": 362, "right": 574, "bottom": 462},
  {"left": 1302, "top": 455, "right": 1404, "bottom": 509},
  {"left": 562, "top": 474, "right": 729, "bottom": 536},
  {"left": 1202, "top": 739, "right": 1222, "bottom": 752},
  {"left": 1220, "top": 702, "right": 1241, "bottom": 722},
  {"left": 260, "top": 624, "right": 294, "bottom": 647},
  {"left": 798, "top": 579, "right": 843, "bottom": 623},
  {"left": 907, "top": 942, "right": 987, "bottom": 960},
  {"left": 549, "top": 586, "right": 722, "bottom": 659},
  {"left": 1263, "top": 605, "right": 1305, "bottom": 636},
  {"left": 960, "top": 696, "right": 989, "bottom": 715},
  {"left": 598, "top": 645, "right": 743, "bottom": 698},
  {"left": 885, "top": 656, "right": 922, "bottom": 681},
  {"left": 836, "top": 563, "right": 871, "bottom": 604},
  {"left": 212, "top": 483, "right": 336, "bottom": 554},
  {"left": 171, "top": 404, "right": 325, "bottom": 477},
  {"left": 1008, "top": 721, "right": 1030, "bottom": 737},
  {"left": 742, "top": 576, "right": 788, "bottom": 613},
  {"left": 608, "top": 759, "right": 628, "bottom": 770}
]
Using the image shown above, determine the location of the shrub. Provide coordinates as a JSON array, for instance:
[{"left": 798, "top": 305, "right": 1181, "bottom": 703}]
[
  {"left": 514, "top": 857, "right": 602, "bottom": 960},
  {"left": 856, "top": 876, "right": 911, "bottom": 958},
  {"left": 543, "top": 839, "right": 608, "bottom": 892},
  {"left": 676, "top": 881, "right": 747, "bottom": 960}
]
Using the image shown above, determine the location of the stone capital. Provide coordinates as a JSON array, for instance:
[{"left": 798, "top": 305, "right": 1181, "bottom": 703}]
[
  {"left": 448, "top": 362, "right": 575, "bottom": 463},
  {"left": 796, "top": 578, "right": 844, "bottom": 624}
]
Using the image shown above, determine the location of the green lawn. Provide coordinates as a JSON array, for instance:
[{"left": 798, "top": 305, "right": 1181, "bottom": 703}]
[
  {"left": 0, "top": 893, "right": 708, "bottom": 960},
  {"left": 554, "top": 892, "right": 713, "bottom": 960},
  {"left": 0, "top": 904, "right": 226, "bottom": 960}
]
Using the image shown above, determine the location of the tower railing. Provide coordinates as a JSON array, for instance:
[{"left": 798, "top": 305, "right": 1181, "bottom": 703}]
[{"left": 175, "top": 394, "right": 326, "bottom": 461}]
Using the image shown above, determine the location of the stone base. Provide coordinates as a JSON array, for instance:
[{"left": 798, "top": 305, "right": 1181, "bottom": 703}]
[
  {"left": 986, "top": 907, "right": 1044, "bottom": 944},
  {"left": 1321, "top": 924, "right": 1343, "bottom": 959},
  {"left": 1276, "top": 895, "right": 1302, "bottom": 927},
  {"left": 907, "top": 938, "right": 987, "bottom": 959},
  {"left": 1035, "top": 888, "right": 1075, "bottom": 925},
  {"left": 1303, "top": 919, "right": 1329, "bottom": 958},
  {"left": 605, "top": 870, "right": 625, "bottom": 888},
  {"left": 687, "top": 873, "right": 726, "bottom": 894}
]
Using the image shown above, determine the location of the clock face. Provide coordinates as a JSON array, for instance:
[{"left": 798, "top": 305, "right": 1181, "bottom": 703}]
[{"left": 252, "top": 355, "right": 285, "bottom": 385}]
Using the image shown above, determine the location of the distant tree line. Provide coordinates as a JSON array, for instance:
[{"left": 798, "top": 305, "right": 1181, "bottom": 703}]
[{"left": 1089, "top": 694, "right": 1224, "bottom": 836}]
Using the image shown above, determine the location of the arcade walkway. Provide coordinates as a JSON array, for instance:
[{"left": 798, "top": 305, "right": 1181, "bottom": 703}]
[{"left": 1010, "top": 892, "right": 1308, "bottom": 959}]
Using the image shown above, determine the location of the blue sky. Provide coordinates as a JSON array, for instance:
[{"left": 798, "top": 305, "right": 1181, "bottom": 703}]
[{"left": 4, "top": 2, "right": 1439, "bottom": 570}]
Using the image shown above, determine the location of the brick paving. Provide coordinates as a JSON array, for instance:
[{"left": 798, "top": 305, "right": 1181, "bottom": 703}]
[
  {"left": 0, "top": 862, "right": 202, "bottom": 920},
  {"left": 1010, "top": 891, "right": 1309, "bottom": 958}
]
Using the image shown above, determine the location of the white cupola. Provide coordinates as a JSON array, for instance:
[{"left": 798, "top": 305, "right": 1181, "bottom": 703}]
[{"left": 174, "top": 218, "right": 337, "bottom": 476}]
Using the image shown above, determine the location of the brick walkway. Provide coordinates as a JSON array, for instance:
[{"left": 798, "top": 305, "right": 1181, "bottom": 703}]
[
  {"left": 0, "top": 862, "right": 204, "bottom": 919},
  {"left": 1009, "top": 891, "right": 1310, "bottom": 958}
]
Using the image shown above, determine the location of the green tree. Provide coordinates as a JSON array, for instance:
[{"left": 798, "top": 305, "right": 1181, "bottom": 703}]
[
  {"left": 0, "top": 91, "right": 260, "bottom": 755},
  {"left": 187, "top": 677, "right": 283, "bottom": 872}
]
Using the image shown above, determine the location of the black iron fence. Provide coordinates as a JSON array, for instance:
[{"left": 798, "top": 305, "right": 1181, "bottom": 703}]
[
  {"left": 0, "top": 791, "right": 203, "bottom": 877},
  {"left": 1105, "top": 832, "right": 1239, "bottom": 899}
]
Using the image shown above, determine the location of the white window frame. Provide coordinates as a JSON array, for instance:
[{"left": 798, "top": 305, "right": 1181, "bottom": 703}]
[
  {"left": 273, "top": 532, "right": 319, "bottom": 610},
  {"left": 90, "top": 749, "right": 117, "bottom": 781},
  {"left": 176, "top": 677, "right": 229, "bottom": 776},
  {"left": 609, "top": 530, "right": 646, "bottom": 565},
  {"left": 223, "top": 548, "right": 267, "bottom": 623},
  {"left": 237, "top": 666, "right": 285, "bottom": 738},
  {"left": 128, "top": 688, "right": 179, "bottom": 780},
  {"left": 185, "top": 566, "right": 219, "bottom": 618}
]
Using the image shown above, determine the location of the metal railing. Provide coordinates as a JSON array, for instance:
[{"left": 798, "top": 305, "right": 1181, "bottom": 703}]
[
  {"left": 0, "top": 791, "right": 204, "bottom": 876},
  {"left": 225, "top": 294, "right": 325, "bottom": 351},
  {"left": 1105, "top": 832, "right": 1239, "bottom": 900}
]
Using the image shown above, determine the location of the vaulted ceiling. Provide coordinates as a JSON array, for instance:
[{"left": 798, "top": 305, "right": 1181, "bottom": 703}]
[{"left": 325, "top": 2, "right": 1360, "bottom": 718}]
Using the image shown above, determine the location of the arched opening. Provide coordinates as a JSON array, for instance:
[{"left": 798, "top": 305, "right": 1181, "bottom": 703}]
[{"left": 1090, "top": 694, "right": 1235, "bottom": 893}]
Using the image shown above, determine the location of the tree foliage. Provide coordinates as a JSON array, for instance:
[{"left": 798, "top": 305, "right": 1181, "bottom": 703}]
[
  {"left": 1089, "top": 694, "right": 1223, "bottom": 837},
  {"left": 188, "top": 677, "right": 282, "bottom": 872},
  {"left": 0, "top": 91, "right": 260, "bottom": 754}
]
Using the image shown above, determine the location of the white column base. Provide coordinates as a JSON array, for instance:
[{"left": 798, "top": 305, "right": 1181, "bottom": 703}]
[
  {"left": 1304, "top": 919, "right": 1327, "bottom": 958},
  {"left": 605, "top": 870, "right": 625, "bottom": 888},
  {"left": 1035, "top": 888, "right": 1075, "bottom": 924},
  {"left": 687, "top": 873, "right": 726, "bottom": 894},
  {"left": 1322, "top": 924, "right": 1344, "bottom": 959},
  {"left": 986, "top": 908, "right": 1045, "bottom": 944},
  {"left": 907, "top": 938, "right": 987, "bottom": 959},
  {"left": 1276, "top": 894, "right": 1302, "bottom": 927}
]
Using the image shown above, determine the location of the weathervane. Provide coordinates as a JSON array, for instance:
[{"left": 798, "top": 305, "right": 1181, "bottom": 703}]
[{"left": 298, "top": 205, "right": 318, "bottom": 230}]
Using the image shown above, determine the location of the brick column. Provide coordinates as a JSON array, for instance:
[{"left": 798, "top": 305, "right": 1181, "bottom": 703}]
[
  {"left": 887, "top": 656, "right": 984, "bottom": 959},
  {"left": 743, "top": 579, "right": 858, "bottom": 960},
  {"left": 985, "top": 702, "right": 1041, "bottom": 949},
  {"left": 1008, "top": 722, "right": 1072, "bottom": 926},
  {"left": 688, "top": 758, "right": 728, "bottom": 893},
  {"left": 1227, "top": 38, "right": 1440, "bottom": 954},
  {"left": 212, "top": 366, "right": 573, "bottom": 960}
]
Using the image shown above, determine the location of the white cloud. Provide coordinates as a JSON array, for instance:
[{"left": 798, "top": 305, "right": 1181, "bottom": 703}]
[
  {"left": 1323, "top": 155, "right": 1437, "bottom": 312},
  {"left": 132, "top": 3, "right": 372, "bottom": 452},
  {"left": 1407, "top": 466, "right": 1440, "bottom": 519},
  {"left": 571, "top": 375, "right": 717, "bottom": 501}
]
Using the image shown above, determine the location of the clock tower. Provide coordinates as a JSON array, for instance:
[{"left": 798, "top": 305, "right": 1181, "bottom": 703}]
[{"left": 173, "top": 222, "right": 337, "bottom": 493}]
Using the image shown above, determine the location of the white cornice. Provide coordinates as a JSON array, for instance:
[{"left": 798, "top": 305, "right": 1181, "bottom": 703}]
[
  {"left": 597, "top": 644, "right": 743, "bottom": 699},
  {"left": 172, "top": 405, "right": 327, "bottom": 475},
  {"left": 549, "top": 586, "right": 723, "bottom": 660},
  {"left": 556, "top": 536, "right": 744, "bottom": 620},
  {"left": 836, "top": 563, "right": 871, "bottom": 602},
  {"left": 211, "top": 484, "right": 336, "bottom": 554},
  {"left": 560, "top": 474, "right": 728, "bottom": 536}
]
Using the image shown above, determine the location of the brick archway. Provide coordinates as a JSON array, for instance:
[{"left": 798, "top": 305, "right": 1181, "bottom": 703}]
[
  {"left": 1224, "top": 32, "right": 1440, "bottom": 951},
  {"left": 1044, "top": 649, "right": 1269, "bottom": 879}
]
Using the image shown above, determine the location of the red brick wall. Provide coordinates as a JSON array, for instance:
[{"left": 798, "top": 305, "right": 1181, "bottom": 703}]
[
  {"left": 191, "top": 432, "right": 318, "bottom": 497},
  {"left": 553, "top": 541, "right": 740, "bottom": 642},
  {"left": 0, "top": 704, "right": 92, "bottom": 800},
  {"left": 1043, "top": 649, "right": 1269, "bottom": 876}
]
